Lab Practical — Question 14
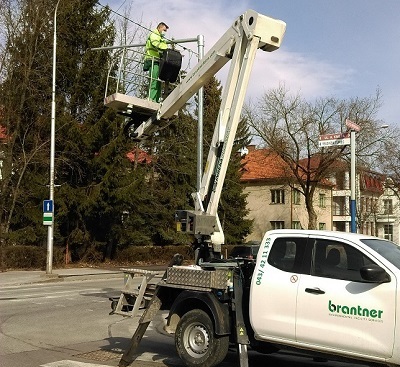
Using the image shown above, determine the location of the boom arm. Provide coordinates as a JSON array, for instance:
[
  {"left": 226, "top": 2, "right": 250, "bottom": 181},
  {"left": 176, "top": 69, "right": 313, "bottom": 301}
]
[
  {"left": 171, "top": 10, "right": 285, "bottom": 254},
  {"left": 107, "top": 10, "right": 286, "bottom": 261}
]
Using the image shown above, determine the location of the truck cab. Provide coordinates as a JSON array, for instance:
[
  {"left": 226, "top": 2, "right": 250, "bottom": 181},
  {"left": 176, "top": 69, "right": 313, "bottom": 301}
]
[{"left": 250, "top": 229, "right": 398, "bottom": 366}]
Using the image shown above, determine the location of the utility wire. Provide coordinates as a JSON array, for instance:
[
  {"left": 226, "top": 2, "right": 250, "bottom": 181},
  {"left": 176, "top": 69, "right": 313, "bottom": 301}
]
[{"left": 96, "top": 1, "right": 198, "bottom": 57}]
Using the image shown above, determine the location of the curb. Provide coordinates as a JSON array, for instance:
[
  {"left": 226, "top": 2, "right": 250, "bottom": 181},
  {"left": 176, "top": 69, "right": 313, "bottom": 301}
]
[
  {"left": 1, "top": 271, "right": 124, "bottom": 287},
  {"left": 58, "top": 272, "right": 123, "bottom": 281}
]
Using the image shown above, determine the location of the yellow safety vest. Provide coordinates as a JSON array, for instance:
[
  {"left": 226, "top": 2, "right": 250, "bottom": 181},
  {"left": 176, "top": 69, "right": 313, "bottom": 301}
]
[{"left": 145, "top": 29, "right": 167, "bottom": 60}]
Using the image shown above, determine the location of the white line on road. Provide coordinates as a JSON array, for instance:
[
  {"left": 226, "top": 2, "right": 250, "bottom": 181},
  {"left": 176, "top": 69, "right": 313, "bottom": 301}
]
[
  {"left": 41, "top": 361, "right": 112, "bottom": 367},
  {"left": 0, "top": 288, "right": 102, "bottom": 300}
]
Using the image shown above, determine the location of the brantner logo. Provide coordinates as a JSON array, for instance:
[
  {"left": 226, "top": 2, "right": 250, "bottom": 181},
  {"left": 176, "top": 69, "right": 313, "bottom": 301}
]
[{"left": 328, "top": 300, "right": 383, "bottom": 320}]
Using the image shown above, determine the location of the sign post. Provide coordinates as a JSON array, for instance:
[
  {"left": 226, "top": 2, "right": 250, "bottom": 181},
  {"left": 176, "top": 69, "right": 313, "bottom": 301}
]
[
  {"left": 318, "top": 132, "right": 350, "bottom": 147},
  {"left": 346, "top": 119, "right": 361, "bottom": 233},
  {"left": 43, "top": 199, "right": 54, "bottom": 225}
]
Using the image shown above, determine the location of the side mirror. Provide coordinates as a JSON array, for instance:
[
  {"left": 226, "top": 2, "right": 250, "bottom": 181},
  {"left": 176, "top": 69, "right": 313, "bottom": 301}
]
[{"left": 360, "top": 264, "right": 390, "bottom": 283}]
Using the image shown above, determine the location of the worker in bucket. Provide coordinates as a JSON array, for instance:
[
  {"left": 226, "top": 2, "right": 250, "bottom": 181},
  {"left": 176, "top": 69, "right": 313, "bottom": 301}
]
[{"left": 144, "top": 22, "right": 169, "bottom": 102}]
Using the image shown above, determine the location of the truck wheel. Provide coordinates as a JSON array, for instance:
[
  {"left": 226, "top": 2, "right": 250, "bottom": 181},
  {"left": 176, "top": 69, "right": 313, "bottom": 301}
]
[{"left": 175, "top": 309, "right": 229, "bottom": 367}]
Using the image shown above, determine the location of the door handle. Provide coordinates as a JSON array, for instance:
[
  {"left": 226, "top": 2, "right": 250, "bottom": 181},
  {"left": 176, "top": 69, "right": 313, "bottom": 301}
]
[{"left": 305, "top": 287, "right": 325, "bottom": 295}]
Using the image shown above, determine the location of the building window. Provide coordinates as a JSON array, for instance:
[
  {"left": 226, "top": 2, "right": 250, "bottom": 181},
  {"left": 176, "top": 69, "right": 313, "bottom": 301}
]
[
  {"left": 319, "top": 193, "right": 326, "bottom": 208},
  {"left": 319, "top": 223, "right": 326, "bottom": 230},
  {"left": 292, "top": 221, "right": 302, "bottom": 229},
  {"left": 271, "top": 221, "right": 284, "bottom": 229},
  {"left": 292, "top": 189, "right": 301, "bottom": 205},
  {"left": 360, "top": 197, "right": 365, "bottom": 213},
  {"left": 365, "top": 197, "right": 372, "bottom": 212},
  {"left": 333, "top": 196, "right": 346, "bottom": 216},
  {"left": 335, "top": 222, "right": 346, "bottom": 232},
  {"left": 335, "top": 172, "right": 346, "bottom": 190},
  {"left": 383, "top": 199, "right": 393, "bottom": 215},
  {"left": 271, "top": 189, "right": 285, "bottom": 204},
  {"left": 384, "top": 224, "right": 393, "bottom": 241}
]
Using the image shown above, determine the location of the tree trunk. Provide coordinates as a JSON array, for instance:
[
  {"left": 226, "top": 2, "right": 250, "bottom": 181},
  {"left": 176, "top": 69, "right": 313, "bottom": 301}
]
[{"left": 305, "top": 196, "right": 318, "bottom": 230}]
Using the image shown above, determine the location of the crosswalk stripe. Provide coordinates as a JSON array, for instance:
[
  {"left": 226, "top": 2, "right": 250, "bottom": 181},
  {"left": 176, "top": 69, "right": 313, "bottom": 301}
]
[{"left": 41, "top": 361, "right": 111, "bottom": 367}]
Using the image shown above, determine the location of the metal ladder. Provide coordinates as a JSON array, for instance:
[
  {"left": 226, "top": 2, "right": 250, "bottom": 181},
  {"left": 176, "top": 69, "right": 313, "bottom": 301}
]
[
  {"left": 111, "top": 268, "right": 161, "bottom": 318},
  {"left": 118, "top": 254, "right": 183, "bottom": 367}
]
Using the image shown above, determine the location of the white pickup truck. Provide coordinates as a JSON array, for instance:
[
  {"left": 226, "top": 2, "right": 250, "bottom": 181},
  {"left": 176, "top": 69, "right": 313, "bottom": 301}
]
[
  {"left": 118, "top": 229, "right": 399, "bottom": 367},
  {"left": 249, "top": 229, "right": 396, "bottom": 367}
]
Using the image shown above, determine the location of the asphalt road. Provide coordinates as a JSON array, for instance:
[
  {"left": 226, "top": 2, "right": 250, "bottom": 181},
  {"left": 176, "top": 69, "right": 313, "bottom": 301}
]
[{"left": 0, "top": 271, "right": 372, "bottom": 367}]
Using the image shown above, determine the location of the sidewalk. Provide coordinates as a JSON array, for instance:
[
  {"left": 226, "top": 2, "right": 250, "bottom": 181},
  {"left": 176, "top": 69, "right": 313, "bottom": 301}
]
[{"left": 0, "top": 267, "right": 124, "bottom": 287}]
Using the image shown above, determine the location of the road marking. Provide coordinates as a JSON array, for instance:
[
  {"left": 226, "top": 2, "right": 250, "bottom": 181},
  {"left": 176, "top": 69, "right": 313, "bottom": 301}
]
[
  {"left": 40, "top": 354, "right": 185, "bottom": 367},
  {"left": 41, "top": 361, "right": 112, "bottom": 367},
  {"left": 0, "top": 288, "right": 107, "bottom": 301}
]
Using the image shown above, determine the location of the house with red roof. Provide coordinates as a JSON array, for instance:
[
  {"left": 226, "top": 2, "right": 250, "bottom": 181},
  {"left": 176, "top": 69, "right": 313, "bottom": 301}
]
[
  {"left": 377, "top": 178, "right": 400, "bottom": 243},
  {"left": 240, "top": 146, "right": 333, "bottom": 241},
  {"left": 0, "top": 125, "right": 6, "bottom": 142},
  {"left": 126, "top": 148, "right": 153, "bottom": 164},
  {"left": 240, "top": 146, "right": 397, "bottom": 242}
]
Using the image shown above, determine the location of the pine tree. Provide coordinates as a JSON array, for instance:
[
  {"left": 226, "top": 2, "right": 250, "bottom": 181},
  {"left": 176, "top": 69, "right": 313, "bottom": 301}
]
[
  {"left": 198, "top": 77, "right": 252, "bottom": 245},
  {"left": 52, "top": 1, "right": 132, "bottom": 258},
  {"left": 0, "top": 0, "right": 121, "bottom": 256},
  {"left": 143, "top": 108, "right": 198, "bottom": 246},
  {"left": 0, "top": 0, "right": 55, "bottom": 243},
  {"left": 219, "top": 116, "right": 253, "bottom": 245}
]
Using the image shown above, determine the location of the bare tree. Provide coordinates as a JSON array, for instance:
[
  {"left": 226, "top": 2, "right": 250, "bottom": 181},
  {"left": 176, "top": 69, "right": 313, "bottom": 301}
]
[
  {"left": 378, "top": 130, "right": 400, "bottom": 202},
  {"left": 245, "top": 85, "right": 391, "bottom": 229}
]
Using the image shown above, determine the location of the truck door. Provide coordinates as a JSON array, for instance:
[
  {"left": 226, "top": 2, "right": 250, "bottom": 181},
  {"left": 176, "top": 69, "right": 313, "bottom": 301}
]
[
  {"left": 250, "top": 235, "right": 307, "bottom": 342},
  {"left": 296, "top": 237, "right": 396, "bottom": 358}
]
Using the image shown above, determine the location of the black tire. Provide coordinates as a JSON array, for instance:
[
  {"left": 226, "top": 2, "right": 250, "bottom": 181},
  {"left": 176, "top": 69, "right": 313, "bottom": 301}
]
[{"left": 175, "top": 309, "right": 229, "bottom": 367}]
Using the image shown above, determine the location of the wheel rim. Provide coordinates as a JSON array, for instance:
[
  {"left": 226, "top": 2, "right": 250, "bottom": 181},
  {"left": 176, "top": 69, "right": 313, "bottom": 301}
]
[{"left": 184, "top": 322, "right": 210, "bottom": 358}]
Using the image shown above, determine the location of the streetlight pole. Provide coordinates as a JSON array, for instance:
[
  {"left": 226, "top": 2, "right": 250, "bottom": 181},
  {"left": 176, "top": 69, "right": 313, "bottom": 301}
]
[
  {"left": 197, "top": 34, "right": 204, "bottom": 192},
  {"left": 46, "top": 0, "right": 61, "bottom": 274},
  {"left": 348, "top": 122, "right": 389, "bottom": 234},
  {"left": 346, "top": 118, "right": 361, "bottom": 233},
  {"left": 350, "top": 129, "right": 357, "bottom": 233}
]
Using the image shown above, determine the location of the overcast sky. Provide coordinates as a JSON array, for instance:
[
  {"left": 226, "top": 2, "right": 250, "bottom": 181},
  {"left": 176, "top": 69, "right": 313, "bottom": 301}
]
[{"left": 105, "top": 0, "right": 400, "bottom": 126}]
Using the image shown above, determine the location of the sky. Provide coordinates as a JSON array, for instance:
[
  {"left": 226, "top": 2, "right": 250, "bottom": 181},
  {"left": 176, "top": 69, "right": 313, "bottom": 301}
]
[{"left": 105, "top": 0, "right": 400, "bottom": 126}]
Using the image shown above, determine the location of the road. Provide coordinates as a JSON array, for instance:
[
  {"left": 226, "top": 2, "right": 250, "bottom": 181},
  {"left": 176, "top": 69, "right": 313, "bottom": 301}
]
[{"left": 0, "top": 274, "right": 371, "bottom": 367}]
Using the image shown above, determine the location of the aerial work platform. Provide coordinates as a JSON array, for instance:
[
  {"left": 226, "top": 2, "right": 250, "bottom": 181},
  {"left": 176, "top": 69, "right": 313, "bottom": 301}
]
[
  {"left": 104, "top": 93, "right": 159, "bottom": 118},
  {"left": 104, "top": 49, "right": 182, "bottom": 138}
]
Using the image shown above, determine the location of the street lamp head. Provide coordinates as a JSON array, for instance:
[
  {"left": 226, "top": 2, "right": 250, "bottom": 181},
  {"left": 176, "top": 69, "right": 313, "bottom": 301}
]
[{"left": 380, "top": 124, "right": 389, "bottom": 129}]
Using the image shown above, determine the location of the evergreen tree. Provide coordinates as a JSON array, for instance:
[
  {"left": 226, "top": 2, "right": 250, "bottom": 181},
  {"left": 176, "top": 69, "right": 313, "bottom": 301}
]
[
  {"left": 0, "top": 0, "right": 123, "bottom": 256},
  {"left": 198, "top": 77, "right": 252, "bottom": 245},
  {"left": 219, "top": 116, "right": 253, "bottom": 245},
  {"left": 53, "top": 1, "right": 133, "bottom": 259},
  {"left": 0, "top": 0, "right": 55, "bottom": 243},
  {"left": 143, "top": 108, "right": 198, "bottom": 246}
]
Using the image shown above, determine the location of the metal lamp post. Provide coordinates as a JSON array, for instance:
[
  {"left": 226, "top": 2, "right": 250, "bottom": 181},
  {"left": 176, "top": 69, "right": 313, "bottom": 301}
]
[
  {"left": 350, "top": 129, "right": 357, "bottom": 233},
  {"left": 348, "top": 120, "right": 389, "bottom": 234},
  {"left": 345, "top": 119, "right": 361, "bottom": 233},
  {"left": 46, "top": 0, "right": 61, "bottom": 274}
]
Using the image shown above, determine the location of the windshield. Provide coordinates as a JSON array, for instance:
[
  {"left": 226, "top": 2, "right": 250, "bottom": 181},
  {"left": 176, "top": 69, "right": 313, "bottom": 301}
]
[{"left": 361, "top": 239, "right": 400, "bottom": 269}]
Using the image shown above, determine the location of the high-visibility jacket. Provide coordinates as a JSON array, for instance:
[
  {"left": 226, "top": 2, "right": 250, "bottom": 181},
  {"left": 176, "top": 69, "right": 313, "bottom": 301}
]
[{"left": 145, "top": 28, "right": 168, "bottom": 61}]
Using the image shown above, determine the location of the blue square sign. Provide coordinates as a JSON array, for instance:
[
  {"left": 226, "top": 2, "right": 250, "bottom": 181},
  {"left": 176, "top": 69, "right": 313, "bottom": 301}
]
[{"left": 43, "top": 200, "right": 53, "bottom": 213}]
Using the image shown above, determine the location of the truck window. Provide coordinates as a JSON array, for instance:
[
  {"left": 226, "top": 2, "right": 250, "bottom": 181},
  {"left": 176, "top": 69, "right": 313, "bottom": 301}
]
[
  {"left": 362, "top": 238, "right": 400, "bottom": 270},
  {"left": 267, "top": 237, "right": 307, "bottom": 273},
  {"left": 312, "top": 239, "right": 374, "bottom": 282}
]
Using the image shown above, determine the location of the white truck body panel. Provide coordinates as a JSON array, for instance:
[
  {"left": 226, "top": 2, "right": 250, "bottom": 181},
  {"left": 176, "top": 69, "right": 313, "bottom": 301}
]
[{"left": 250, "top": 229, "right": 400, "bottom": 365}]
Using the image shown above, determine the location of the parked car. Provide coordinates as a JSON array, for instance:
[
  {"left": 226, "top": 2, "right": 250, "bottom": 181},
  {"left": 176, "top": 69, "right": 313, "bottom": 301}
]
[{"left": 229, "top": 241, "right": 260, "bottom": 259}]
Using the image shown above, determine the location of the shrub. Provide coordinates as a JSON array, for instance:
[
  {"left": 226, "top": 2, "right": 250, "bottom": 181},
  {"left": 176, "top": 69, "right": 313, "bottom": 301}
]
[
  {"left": 115, "top": 245, "right": 193, "bottom": 265},
  {"left": 0, "top": 245, "right": 64, "bottom": 269}
]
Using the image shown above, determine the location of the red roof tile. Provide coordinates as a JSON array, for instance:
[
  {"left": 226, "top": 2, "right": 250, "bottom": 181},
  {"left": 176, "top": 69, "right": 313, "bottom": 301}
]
[
  {"left": 126, "top": 149, "right": 152, "bottom": 164},
  {"left": 0, "top": 125, "right": 7, "bottom": 141},
  {"left": 361, "top": 172, "right": 384, "bottom": 193},
  {"left": 241, "top": 147, "right": 384, "bottom": 192},
  {"left": 240, "top": 148, "right": 291, "bottom": 182}
]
